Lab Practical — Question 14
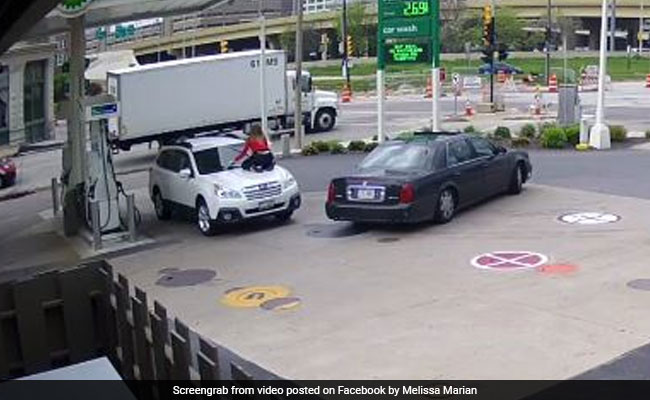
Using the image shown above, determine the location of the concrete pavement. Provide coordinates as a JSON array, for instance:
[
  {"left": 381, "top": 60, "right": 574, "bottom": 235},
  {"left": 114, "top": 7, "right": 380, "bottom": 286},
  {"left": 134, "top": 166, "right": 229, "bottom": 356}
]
[{"left": 108, "top": 184, "right": 650, "bottom": 380}]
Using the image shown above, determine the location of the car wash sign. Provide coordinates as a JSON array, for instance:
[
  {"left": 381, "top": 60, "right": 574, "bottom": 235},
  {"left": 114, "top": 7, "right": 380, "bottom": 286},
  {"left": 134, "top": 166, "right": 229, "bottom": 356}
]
[
  {"left": 378, "top": 0, "right": 440, "bottom": 69},
  {"left": 57, "top": 0, "right": 94, "bottom": 18}
]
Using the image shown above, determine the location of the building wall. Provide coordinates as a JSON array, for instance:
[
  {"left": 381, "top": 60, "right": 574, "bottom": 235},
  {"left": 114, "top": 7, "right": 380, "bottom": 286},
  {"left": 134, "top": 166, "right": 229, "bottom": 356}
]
[{"left": 0, "top": 42, "right": 56, "bottom": 146}]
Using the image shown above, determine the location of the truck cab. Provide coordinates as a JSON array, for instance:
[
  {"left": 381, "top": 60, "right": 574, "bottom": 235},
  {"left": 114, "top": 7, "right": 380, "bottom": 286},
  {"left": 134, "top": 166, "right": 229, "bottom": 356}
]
[{"left": 286, "top": 70, "right": 338, "bottom": 132}]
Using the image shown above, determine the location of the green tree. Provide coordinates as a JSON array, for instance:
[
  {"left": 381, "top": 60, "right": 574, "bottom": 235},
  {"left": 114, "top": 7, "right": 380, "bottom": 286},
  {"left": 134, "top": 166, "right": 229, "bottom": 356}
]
[
  {"left": 335, "top": 2, "right": 367, "bottom": 57},
  {"left": 494, "top": 9, "right": 544, "bottom": 51}
]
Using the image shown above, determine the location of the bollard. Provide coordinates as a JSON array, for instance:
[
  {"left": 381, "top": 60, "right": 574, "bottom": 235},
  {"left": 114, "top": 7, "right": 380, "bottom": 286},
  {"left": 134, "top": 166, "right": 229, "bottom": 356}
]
[
  {"left": 90, "top": 200, "right": 102, "bottom": 251},
  {"left": 281, "top": 134, "right": 291, "bottom": 158},
  {"left": 127, "top": 193, "right": 137, "bottom": 243},
  {"left": 579, "top": 116, "right": 592, "bottom": 144},
  {"left": 51, "top": 178, "right": 60, "bottom": 215}
]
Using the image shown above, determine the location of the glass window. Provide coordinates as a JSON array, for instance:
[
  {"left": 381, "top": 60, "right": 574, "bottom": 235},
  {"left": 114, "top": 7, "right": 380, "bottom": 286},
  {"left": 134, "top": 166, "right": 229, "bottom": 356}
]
[
  {"left": 219, "top": 144, "right": 242, "bottom": 168},
  {"left": 177, "top": 151, "right": 192, "bottom": 172},
  {"left": 469, "top": 136, "right": 496, "bottom": 158},
  {"left": 193, "top": 148, "right": 222, "bottom": 175},
  {"left": 447, "top": 140, "right": 473, "bottom": 166},
  {"left": 359, "top": 143, "right": 432, "bottom": 171}
]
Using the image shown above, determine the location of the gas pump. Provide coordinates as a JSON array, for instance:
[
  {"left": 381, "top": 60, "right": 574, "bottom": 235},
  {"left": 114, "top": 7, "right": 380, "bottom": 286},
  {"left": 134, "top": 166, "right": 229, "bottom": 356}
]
[{"left": 86, "top": 97, "right": 122, "bottom": 234}]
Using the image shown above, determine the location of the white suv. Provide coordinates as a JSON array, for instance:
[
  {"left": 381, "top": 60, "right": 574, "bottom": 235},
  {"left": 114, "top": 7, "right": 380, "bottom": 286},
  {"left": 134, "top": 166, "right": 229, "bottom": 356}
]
[{"left": 149, "top": 137, "right": 301, "bottom": 236}]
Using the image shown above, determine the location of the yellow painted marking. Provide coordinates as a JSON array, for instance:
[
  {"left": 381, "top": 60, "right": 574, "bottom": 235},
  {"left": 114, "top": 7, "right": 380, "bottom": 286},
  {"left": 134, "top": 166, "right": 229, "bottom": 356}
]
[{"left": 221, "top": 286, "right": 291, "bottom": 308}]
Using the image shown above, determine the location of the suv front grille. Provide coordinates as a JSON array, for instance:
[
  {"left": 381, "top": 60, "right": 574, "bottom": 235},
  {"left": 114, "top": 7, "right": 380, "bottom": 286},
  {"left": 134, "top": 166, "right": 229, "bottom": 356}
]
[{"left": 243, "top": 181, "right": 282, "bottom": 200}]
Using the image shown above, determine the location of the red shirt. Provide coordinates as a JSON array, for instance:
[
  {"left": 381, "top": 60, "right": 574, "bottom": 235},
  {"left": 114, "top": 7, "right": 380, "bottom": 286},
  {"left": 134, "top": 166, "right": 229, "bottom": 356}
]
[{"left": 234, "top": 137, "right": 270, "bottom": 162}]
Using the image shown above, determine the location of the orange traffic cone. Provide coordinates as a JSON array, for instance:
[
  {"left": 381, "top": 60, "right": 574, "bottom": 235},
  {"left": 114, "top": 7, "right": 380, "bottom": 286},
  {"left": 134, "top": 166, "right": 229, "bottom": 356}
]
[
  {"left": 424, "top": 75, "right": 432, "bottom": 98},
  {"left": 341, "top": 83, "right": 352, "bottom": 103},
  {"left": 548, "top": 74, "right": 558, "bottom": 93},
  {"left": 464, "top": 99, "right": 474, "bottom": 117},
  {"left": 645, "top": 74, "right": 650, "bottom": 88},
  {"left": 497, "top": 70, "right": 506, "bottom": 84}
]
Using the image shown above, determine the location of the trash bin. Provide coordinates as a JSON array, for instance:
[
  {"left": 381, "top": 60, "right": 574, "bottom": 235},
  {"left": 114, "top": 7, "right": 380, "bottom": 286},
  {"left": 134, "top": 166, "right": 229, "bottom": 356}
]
[{"left": 558, "top": 84, "right": 581, "bottom": 125}]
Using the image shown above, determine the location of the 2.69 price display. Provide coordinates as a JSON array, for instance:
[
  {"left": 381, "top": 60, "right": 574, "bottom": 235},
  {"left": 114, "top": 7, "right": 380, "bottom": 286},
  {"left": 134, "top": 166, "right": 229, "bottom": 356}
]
[{"left": 402, "top": 1, "right": 429, "bottom": 17}]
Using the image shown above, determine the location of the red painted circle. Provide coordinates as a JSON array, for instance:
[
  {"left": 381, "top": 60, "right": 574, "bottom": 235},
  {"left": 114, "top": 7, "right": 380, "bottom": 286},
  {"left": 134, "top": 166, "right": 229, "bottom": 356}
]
[{"left": 538, "top": 264, "right": 579, "bottom": 275}]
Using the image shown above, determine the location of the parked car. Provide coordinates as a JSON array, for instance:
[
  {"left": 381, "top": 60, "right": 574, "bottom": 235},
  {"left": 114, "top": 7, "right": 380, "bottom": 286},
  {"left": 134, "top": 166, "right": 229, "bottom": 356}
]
[
  {"left": 0, "top": 157, "right": 16, "bottom": 188},
  {"left": 149, "top": 137, "right": 301, "bottom": 236},
  {"left": 478, "top": 62, "right": 524, "bottom": 75},
  {"left": 326, "top": 132, "right": 532, "bottom": 224}
]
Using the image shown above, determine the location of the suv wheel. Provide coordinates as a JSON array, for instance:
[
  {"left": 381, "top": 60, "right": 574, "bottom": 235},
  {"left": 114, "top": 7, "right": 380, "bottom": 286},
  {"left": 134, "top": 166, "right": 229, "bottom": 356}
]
[
  {"left": 275, "top": 210, "right": 294, "bottom": 222},
  {"left": 196, "top": 199, "right": 218, "bottom": 236},
  {"left": 153, "top": 189, "right": 172, "bottom": 220}
]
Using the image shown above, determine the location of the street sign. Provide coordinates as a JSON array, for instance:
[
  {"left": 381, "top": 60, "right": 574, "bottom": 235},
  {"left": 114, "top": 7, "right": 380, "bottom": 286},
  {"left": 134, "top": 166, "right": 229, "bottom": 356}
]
[
  {"left": 452, "top": 73, "right": 460, "bottom": 86},
  {"left": 86, "top": 103, "right": 120, "bottom": 121},
  {"left": 471, "top": 251, "right": 549, "bottom": 271},
  {"left": 463, "top": 75, "right": 482, "bottom": 90}
]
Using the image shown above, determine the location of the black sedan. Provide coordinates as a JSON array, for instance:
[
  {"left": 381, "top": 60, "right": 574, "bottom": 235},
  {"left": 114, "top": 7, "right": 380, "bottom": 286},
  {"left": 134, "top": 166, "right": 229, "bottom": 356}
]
[{"left": 326, "top": 132, "right": 532, "bottom": 224}]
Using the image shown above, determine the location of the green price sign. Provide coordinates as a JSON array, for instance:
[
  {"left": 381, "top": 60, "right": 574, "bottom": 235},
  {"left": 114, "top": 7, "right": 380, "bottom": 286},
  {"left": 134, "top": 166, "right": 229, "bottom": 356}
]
[
  {"left": 383, "top": 0, "right": 431, "bottom": 19},
  {"left": 403, "top": 1, "right": 430, "bottom": 17},
  {"left": 385, "top": 42, "right": 430, "bottom": 64}
]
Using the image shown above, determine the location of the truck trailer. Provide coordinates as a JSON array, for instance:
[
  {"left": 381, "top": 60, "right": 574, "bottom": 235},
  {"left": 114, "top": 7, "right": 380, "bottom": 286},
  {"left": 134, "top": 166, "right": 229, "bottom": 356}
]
[{"left": 107, "top": 49, "right": 338, "bottom": 150}]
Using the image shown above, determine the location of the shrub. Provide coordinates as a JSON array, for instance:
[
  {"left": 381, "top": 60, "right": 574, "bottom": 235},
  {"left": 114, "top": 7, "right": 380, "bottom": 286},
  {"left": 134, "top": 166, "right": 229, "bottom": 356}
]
[
  {"left": 347, "top": 140, "right": 366, "bottom": 152},
  {"left": 330, "top": 142, "right": 346, "bottom": 154},
  {"left": 494, "top": 126, "right": 511, "bottom": 139},
  {"left": 463, "top": 125, "right": 477, "bottom": 133},
  {"left": 364, "top": 142, "right": 378, "bottom": 152},
  {"left": 609, "top": 125, "right": 627, "bottom": 142},
  {"left": 511, "top": 137, "right": 531, "bottom": 148},
  {"left": 646, "top": 130, "right": 650, "bottom": 139},
  {"left": 302, "top": 144, "right": 320, "bottom": 156},
  {"left": 540, "top": 127, "right": 568, "bottom": 149},
  {"left": 311, "top": 140, "right": 331, "bottom": 152},
  {"left": 540, "top": 122, "right": 558, "bottom": 135},
  {"left": 564, "top": 124, "right": 580, "bottom": 145},
  {"left": 519, "top": 123, "right": 536, "bottom": 139},
  {"left": 396, "top": 131, "right": 415, "bottom": 140}
]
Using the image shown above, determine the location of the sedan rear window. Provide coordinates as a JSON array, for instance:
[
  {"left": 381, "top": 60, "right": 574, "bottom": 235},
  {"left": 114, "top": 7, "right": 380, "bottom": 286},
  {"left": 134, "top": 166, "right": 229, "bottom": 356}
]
[{"left": 359, "top": 143, "right": 432, "bottom": 171}]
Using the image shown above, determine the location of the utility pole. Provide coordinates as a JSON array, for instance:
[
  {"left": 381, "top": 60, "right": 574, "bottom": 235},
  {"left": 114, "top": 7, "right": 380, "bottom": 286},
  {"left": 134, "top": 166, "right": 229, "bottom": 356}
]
[
  {"left": 641, "top": 0, "right": 645, "bottom": 55},
  {"left": 589, "top": 0, "right": 611, "bottom": 149},
  {"left": 545, "top": 0, "right": 551, "bottom": 86},
  {"left": 342, "top": 0, "right": 350, "bottom": 85},
  {"left": 258, "top": 0, "right": 268, "bottom": 138},
  {"left": 609, "top": 0, "right": 616, "bottom": 52},
  {"left": 294, "top": 0, "right": 304, "bottom": 149}
]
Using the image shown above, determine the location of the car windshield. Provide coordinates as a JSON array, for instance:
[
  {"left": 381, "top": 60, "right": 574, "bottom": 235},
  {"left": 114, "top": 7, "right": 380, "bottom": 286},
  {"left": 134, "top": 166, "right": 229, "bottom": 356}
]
[
  {"left": 359, "top": 143, "right": 432, "bottom": 171},
  {"left": 193, "top": 144, "right": 243, "bottom": 175}
]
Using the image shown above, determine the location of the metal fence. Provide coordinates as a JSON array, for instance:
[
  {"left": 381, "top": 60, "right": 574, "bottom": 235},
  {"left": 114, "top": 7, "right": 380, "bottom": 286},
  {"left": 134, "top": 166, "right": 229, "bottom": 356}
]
[{"left": 0, "top": 260, "right": 277, "bottom": 388}]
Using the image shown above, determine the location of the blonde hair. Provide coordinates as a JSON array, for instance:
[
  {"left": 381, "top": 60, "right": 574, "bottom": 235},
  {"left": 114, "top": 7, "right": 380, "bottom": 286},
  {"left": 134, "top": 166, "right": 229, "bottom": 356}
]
[{"left": 249, "top": 125, "right": 265, "bottom": 140}]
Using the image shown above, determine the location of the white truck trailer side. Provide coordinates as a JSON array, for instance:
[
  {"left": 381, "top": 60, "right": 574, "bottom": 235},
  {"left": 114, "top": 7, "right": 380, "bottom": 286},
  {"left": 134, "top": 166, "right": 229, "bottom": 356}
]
[{"left": 107, "top": 50, "right": 338, "bottom": 150}]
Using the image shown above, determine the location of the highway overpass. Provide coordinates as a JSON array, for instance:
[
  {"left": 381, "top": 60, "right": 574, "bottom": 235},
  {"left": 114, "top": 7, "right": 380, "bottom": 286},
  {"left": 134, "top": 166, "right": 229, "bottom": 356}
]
[{"left": 108, "top": 0, "right": 650, "bottom": 57}]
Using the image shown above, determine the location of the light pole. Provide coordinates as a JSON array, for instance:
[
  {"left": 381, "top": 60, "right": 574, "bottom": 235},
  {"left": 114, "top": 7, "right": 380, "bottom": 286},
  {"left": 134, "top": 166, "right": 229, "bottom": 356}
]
[
  {"left": 258, "top": 0, "right": 268, "bottom": 138},
  {"left": 294, "top": 0, "right": 304, "bottom": 150},
  {"left": 545, "top": 0, "right": 551, "bottom": 86},
  {"left": 589, "top": 0, "right": 611, "bottom": 149},
  {"left": 342, "top": 0, "right": 350, "bottom": 85}
]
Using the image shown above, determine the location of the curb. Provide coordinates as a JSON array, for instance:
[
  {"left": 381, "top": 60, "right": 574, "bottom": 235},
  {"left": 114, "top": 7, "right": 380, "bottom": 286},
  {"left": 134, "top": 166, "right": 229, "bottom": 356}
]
[{"left": 17, "top": 141, "right": 65, "bottom": 155}]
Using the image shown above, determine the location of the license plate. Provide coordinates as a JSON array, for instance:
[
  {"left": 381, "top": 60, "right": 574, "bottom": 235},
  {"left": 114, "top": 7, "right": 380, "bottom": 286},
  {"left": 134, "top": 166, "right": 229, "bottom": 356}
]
[
  {"left": 357, "top": 189, "right": 377, "bottom": 200},
  {"left": 259, "top": 200, "right": 275, "bottom": 210}
]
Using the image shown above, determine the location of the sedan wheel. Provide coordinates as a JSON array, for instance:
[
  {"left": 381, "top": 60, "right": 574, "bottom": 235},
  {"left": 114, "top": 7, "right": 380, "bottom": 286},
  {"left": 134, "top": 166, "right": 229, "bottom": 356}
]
[
  {"left": 435, "top": 189, "right": 456, "bottom": 224},
  {"left": 197, "top": 200, "right": 217, "bottom": 236},
  {"left": 508, "top": 165, "right": 524, "bottom": 195}
]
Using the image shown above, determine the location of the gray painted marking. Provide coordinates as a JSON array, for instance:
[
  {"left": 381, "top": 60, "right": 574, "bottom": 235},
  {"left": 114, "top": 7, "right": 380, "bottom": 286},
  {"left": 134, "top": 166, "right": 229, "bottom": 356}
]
[
  {"left": 156, "top": 268, "right": 216, "bottom": 287},
  {"left": 627, "top": 279, "right": 650, "bottom": 291}
]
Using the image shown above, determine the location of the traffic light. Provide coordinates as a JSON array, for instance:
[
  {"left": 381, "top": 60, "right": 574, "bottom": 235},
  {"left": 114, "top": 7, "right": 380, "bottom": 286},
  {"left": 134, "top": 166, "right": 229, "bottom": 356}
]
[
  {"left": 482, "top": 5, "right": 494, "bottom": 48},
  {"left": 220, "top": 40, "right": 228, "bottom": 53},
  {"left": 497, "top": 45, "right": 509, "bottom": 62},
  {"left": 346, "top": 35, "right": 354, "bottom": 57}
]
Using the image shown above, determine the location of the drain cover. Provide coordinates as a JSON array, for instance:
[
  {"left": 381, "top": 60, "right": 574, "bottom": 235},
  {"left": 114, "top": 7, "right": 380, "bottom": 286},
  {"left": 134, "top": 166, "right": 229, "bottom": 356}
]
[
  {"left": 156, "top": 268, "right": 216, "bottom": 287},
  {"left": 377, "top": 237, "right": 400, "bottom": 243},
  {"left": 627, "top": 279, "right": 650, "bottom": 291},
  {"left": 260, "top": 297, "right": 301, "bottom": 311},
  {"left": 305, "top": 223, "right": 367, "bottom": 238}
]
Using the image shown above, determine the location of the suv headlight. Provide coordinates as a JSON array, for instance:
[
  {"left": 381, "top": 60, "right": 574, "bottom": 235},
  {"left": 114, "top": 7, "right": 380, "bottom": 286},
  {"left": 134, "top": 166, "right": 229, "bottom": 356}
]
[
  {"left": 214, "top": 184, "right": 242, "bottom": 199},
  {"left": 282, "top": 176, "right": 296, "bottom": 189}
]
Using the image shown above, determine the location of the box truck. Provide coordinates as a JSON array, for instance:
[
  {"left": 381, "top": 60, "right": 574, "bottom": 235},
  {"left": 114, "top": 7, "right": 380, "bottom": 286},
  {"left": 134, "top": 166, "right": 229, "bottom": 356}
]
[{"left": 107, "top": 50, "right": 338, "bottom": 150}]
